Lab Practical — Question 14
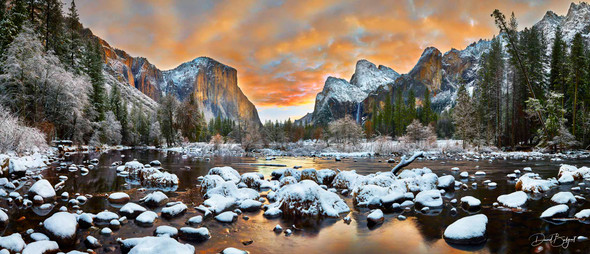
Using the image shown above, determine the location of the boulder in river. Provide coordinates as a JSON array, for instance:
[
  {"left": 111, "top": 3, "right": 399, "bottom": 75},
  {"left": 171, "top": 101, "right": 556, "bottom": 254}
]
[
  {"left": 443, "top": 214, "right": 488, "bottom": 245},
  {"left": 43, "top": 212, "right": 78, "bottom": 246}
]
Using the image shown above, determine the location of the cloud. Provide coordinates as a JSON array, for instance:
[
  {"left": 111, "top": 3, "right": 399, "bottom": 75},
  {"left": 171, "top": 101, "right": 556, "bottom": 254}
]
[{"left": 73, "top": 0, "right": 571, "bottom": 119}]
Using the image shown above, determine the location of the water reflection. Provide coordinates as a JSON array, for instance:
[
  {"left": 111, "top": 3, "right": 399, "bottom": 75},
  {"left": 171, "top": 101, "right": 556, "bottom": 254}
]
[{"left": 2, "top": 149, "right": 590, "bottom": 253}]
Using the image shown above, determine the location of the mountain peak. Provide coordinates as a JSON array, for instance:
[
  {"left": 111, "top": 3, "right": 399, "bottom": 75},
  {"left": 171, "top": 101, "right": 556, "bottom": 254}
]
[{"left": 567, "top": 2, "right": 590, "bottom": 17}]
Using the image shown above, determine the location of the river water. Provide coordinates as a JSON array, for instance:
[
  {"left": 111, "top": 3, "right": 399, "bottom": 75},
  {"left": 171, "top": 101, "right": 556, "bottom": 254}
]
[{"left": 2, "top": 149, "right": 590, "bottom": 253}]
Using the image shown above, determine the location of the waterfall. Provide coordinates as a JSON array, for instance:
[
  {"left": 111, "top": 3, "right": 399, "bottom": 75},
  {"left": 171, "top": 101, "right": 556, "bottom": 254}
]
[{"left": 356, "top": 102, "right": 361, "bottom": 123}]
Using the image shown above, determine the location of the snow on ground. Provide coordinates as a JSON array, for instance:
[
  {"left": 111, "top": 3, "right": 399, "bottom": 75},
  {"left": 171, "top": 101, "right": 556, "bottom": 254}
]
[{"left": 0, "top": 153, "right": 49, "bottom": 175}]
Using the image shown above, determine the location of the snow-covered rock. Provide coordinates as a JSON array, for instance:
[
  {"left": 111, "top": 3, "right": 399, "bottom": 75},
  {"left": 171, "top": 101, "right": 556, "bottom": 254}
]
[
  {"left": 540, "top": 204, "right": 569, "bottom": 219},
  {"left": 120, "top": 203, "right": 147, "bottom": 218},
  {"left": 30, "top": 232, "right": 49, "bottom": 241},
  {"left": 108, "top": 192, "right": 130, "bottom": 204},
  {"left": 221, "top": 247, "right": 248, "bottom": 254},
  {"left": 0, "top": 233, "right": 26, "bottom": 252},
  {"left": 437, "top": 175, "right": 455, "bottom": 189},
  {"left": 186, "top": 216, "right": 203, "bottom": 226},
  {"left": 161, "top": 203, "right": 188, "bottom": 218},
  {"left": 264, "top": 207, "right": 283, "bottom": 219},
  {"left": 0, "top": 210, "right": 7, "bottom": 224},
  {"left": 238, "top": 199, "right": 262, "bottom": 212},
  {"left": 95, "top": 210, "right": 119, "bottom": 223},
  {"left": 271, "top": 180, "right": 350, "bottom": 218},
  {"left": 136, "top": 211, "right": 158, "bottom": 225},
  {"left": 497, "top": 191, "right": 528, "bottom": 208},
  {"left": 460, "top": 196, "right": 481, "bottom": 211},
  {"left": 352, "top": 184, "right": 390, "bottom": 207},
  {"left": 77, "top": 213, "right": 94, "bottom": 228},
  {"left": 515, "top": 174, "right": 558, "bottom": 193},
  {"left": 84, "top": 235, "right": 100, "bottom": 249},
  {"left": 207, "top": 166, "right": 240, "bottom": 183},
  {"left": 443, "top": 214, "right": 488, "bottom": 245},
  {"left": 415, "top": 190, "right": 443, "bottom": 208},
  {"left": 558, "top": 172, "right": 575, "bottom": 184},
  {"left": 140, "top": 191, "right": 168, "bottom": 207},
  {"left": 28, "top": 179, "right": 56, "bottom": 200},
  {"left": 120, "top": 236, "right": 195, "bottom": 254},
  {"left": 203, "top": 194, "right": 237, "bottom": 214},
  {"left": 367, "top": 209, "right": 384, "bottom": 227},
  {"left": 154, "top": 226, "right": 178, "bottom": 238},
  {"left": 558, "top": 164, "right": 590, "bottom": 180},
  {"left": 215, "top": 211, "right": 238, "bottom": 223},
  {"left": 178, "top": 227, "right": 210, "bottom": 242},
  {"left": 43, "top": 212, "right": 78, "bottom": 245},
  {"left": 22, "top": 240, "right": 59, "bottom": 254},
  {"left": 574, "top": 209, "right": 590, "bottom": 220},
  {"left": 204, "top": 181, "right": 259, "bottom": 201},
  {"left": 550, "top": 192, "right": 576, "bottom": 204},
  {"left": 332, "top": 170, "right": 362, "bottom": 190}
]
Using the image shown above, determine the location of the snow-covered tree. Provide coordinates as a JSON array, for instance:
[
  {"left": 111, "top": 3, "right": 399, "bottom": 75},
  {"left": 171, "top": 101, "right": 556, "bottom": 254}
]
[
  {"left": 0, "top": 106, "right": 47, "bottom": 153},
  {"left": 526, "top": 92, "right": 579, "bottom": 151},
  {"left": 148, "top": 121, "right": 162, "bottom": 146},
  {"left": 328, "top": 115, "right": 364, "bottom": 145},
  {"left": 0, "top": 25, "right": 89, "bottom": 141},
  {"left": 90, "top": 111, "right": 122, "bottom": 146},
  {"left": 401, "top": 119, "right": 437, "bottom": 146},
  {"left": 210, "top": 133, "right": 224, "bottom": 151}
]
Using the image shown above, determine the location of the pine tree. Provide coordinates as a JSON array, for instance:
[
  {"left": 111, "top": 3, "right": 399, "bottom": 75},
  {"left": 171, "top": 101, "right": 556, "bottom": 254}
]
[
  {"left": 0, "top": 0, "right": 5, "bottom": 21},
  {"left": 158, "top": 95, "right": 179, "bottom": 146},
  {"left": 453, "top": 84, "right": 477, "bottom": 148},
  {"left": 41, "top": 0, "right": 65, "bottom": 56},
  {"left": 406, "top": 89, "right": 416, "bottom": 123},
  {"left": 176, "top": 94, "right": 205, "bottom": 142},
  {"left": 65, "top": 0, "right": 82, "bottom": 72},
  {"left": 393, "top": 89, "right": 404, "bottom": 136},
  {"left": 477, "top": 36, "right": 503, "bottom": 145},
  {"left": 421, "top": 88, "right": 434, "bottom": 125},
  {"left": 383, "top": 93, "right": 393, "bottom": 136},
  {"left": 549, "top": 27, "right": 568, "bottom": 114},
  {"left": 0, "top": 0, "right": 28, "bottom": 52},
  {"left": 568, "top": 33, "right": 586, "bottom": 137},
  {"left": 84, "top": 39, "right": 106, "bottom": 121}
]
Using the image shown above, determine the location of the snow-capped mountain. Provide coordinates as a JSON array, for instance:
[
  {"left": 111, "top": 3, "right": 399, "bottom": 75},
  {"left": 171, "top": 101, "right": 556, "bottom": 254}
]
[
  {"left": 310, "top": 60, "right": 400, "bottom": 124},
  {"left": 301, "top": 1, "right": 590, "bottom": 125},
  {"left": 97, "top": 36, "right": 261, "bottom": 125},
  {"left": 534, "top": 2, "right": 590, "bottom": 48},
  {"left": 161, "top": 57, "right": 261, "bottom": 124}
]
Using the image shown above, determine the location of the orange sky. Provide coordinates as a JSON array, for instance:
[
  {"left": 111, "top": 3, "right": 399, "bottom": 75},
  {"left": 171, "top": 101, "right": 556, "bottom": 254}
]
[{"left": 73, "top": 0, "right": 572, "bottom": 121}]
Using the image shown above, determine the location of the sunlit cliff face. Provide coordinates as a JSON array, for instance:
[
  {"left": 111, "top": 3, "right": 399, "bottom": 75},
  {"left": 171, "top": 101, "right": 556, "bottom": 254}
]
[{"left": 75, "top": 0, "right": 569, "bottom": 121}]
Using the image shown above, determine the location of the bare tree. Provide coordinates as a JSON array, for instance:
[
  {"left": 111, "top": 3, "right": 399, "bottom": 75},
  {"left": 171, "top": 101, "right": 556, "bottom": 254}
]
[{"left": 328, "top": 115, "right": 364, "bottom": 147}]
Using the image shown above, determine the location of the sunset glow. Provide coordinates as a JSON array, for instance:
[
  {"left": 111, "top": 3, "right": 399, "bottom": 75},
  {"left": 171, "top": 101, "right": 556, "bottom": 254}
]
[{"left": 75, "top": 0, "right": 570, "bottom": 121}]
